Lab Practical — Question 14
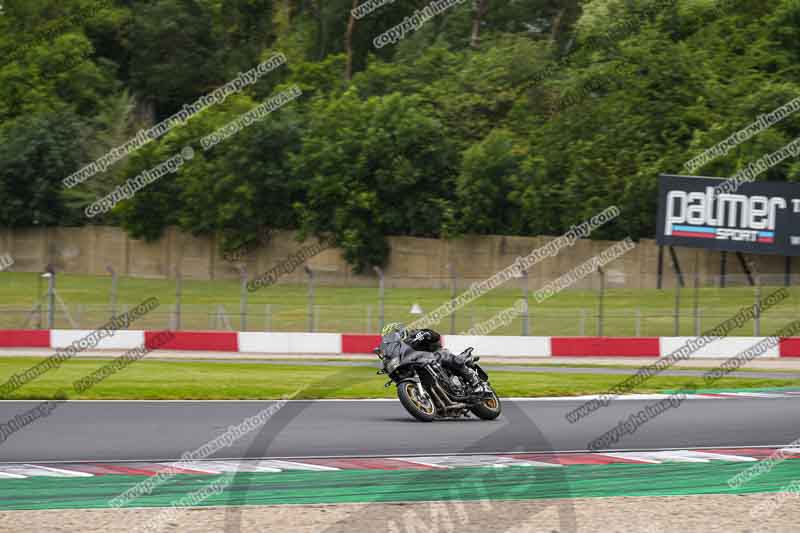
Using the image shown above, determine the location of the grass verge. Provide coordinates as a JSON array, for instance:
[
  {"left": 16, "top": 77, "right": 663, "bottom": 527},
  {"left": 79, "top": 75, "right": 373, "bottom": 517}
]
[{"left": 0, "top": 357, "right": 796, "bottom": 400}]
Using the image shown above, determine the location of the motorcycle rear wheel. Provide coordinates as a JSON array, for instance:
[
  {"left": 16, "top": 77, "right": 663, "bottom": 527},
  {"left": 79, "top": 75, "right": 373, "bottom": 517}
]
[
  {"left": 470, "top": 391, "right": 502, "bottom": 420},
  {"left": 397, "top": 382, "right": 436, "bottom": 422}
]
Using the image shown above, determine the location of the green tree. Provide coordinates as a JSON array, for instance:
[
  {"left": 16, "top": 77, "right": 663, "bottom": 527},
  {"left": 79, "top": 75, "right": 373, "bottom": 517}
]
[
  {"left": 451, "top": 129, "right": 523, "bottom": 235},
  {"left": 0, "top": 112, "right": 86, "bottom": 227},
  {"left": 294, "top": 90, "right": 457, "bottom": 271}
]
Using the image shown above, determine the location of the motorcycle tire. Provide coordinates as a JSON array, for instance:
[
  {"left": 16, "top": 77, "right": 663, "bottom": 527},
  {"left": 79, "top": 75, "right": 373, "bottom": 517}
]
[
  {"left": 397, "top": 381, "right": 436, "bottom": 422},
  {"left": 470, "top": 390, "right": 502, "bottom": 420}
]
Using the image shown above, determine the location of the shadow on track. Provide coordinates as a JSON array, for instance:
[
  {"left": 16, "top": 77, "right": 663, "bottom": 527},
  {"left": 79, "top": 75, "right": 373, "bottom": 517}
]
[{"left": 221, "top": 367, "right": 578, "bottom": 533}]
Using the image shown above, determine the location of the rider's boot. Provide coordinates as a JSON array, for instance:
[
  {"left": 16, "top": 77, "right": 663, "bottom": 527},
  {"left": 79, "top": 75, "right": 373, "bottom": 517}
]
[{"left": 465, "top": 368, "right": 492, "bottom": 397}]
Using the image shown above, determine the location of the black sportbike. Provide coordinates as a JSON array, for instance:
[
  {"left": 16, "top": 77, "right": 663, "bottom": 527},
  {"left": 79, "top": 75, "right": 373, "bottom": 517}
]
[{"left": 376, "top": 347, "right": 502, "bottom": 422}]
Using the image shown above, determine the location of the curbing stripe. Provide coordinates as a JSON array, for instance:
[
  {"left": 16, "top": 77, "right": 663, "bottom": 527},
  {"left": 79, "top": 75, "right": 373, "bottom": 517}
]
[
  {"left": 0, "top": 464, "right": 92, "bottom": 478},
  {"left": 5, "top": 330, "right": 800, "bottom": 357},
  {"left": 5, "top": 449, "right": 799, "bottom": 479}
]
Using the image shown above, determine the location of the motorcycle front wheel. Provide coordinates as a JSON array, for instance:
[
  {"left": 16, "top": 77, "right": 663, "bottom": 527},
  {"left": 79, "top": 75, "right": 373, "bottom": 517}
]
[
  {"left": 397, "top": 381, "right": 436, "bottom": 422},
  {"left": 470, "top": 390, "right": 502, "bottom": 420}
]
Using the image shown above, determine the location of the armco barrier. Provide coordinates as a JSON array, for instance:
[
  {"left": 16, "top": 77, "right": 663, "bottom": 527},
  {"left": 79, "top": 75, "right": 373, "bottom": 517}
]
[
  {"left": 145, "top": 331, "right": 238, "bottom": 351},
  {"left": 0, "top": 330, "right": 50, "bottom": 348},
  {"left": 780, "top": 338, "right": 800, "bottom": 357},
  {"left": 342, "top": 334, "right": 381, "bottom": 355},
  {"left": 660, "top": 337, "right": 780, "bottom": 359},
  {"left": 2, "top": 330, "right": 800, "bottom": 357},
  {"left": 551, "top": 337, "right": 660, "bottom": 357},
  {"left": 239, "top": 332, "right": 341, "bottom": 354},
  {"left": 444, "top": 335, "right": 551, "bottom": 357},
  {"left": 340, "top": 334, "right": 552, "bottom": 356},
  {"left": 51, "top": 330, "right": 145, "bottom": 350}
]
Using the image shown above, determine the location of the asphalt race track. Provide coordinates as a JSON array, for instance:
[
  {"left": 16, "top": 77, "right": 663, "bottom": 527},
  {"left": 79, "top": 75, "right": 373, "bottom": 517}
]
[{"left": 1, "top": 397, "right": 799, "bottom": 463}]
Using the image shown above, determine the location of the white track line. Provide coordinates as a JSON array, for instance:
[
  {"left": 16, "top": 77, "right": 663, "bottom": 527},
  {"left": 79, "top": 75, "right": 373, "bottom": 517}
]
[
  {"left": 0, "top": 464, "right": 93, "bottom": 477},
  {"left": 8, "top": 444, "right": 800, "bottom": 465},
  {"left": 679, "top": 451, "right": 758, "bottom": 462},
  {"left": 28, "top": 464, "right": 94, "bottom": 477},
  {"left": 254, "top": 460, "right": 339, "bottom": 472}
]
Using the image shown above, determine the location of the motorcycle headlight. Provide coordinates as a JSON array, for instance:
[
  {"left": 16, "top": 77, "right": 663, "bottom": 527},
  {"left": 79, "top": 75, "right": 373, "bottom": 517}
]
[{"left": 384, "top": 357, "right": 400, "bottom": 374}]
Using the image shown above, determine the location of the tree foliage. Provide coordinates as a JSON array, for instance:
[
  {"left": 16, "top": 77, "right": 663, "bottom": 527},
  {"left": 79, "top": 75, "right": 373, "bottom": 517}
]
[{"left": 1, "top": 0, "right": 799, "bottom": 270}]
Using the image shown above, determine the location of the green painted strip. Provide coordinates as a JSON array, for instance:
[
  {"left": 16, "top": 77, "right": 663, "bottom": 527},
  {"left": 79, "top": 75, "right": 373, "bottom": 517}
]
[
  {"left": 667, "top": 386, "right": 800, "bottom": 394},
  {"left": 1, "top": 460, "right": 799, "bottom": 511}
]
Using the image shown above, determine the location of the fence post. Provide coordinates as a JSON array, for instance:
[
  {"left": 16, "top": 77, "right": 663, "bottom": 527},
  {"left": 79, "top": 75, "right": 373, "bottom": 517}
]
[
  {"left": 698, "top": 308, "right": 702, "bottom": 334},
  {"left": 597, "top": 267, "right": 605, "bottom": 336},
  {"left": 174, "top": 270, "right": 182, "bottom": 331},
  {"left": 693, "top": 270, "right": 700, "bottom": 337},
  {"left": 785, "top": 256, "right": 792, "bottom": 287},
  {"left": 35, "top": 272, "right": 43, "bottom": 329},
  {"left": 448, "top": 263, "right": 456, "bottom": 335},
  {"left": 674, "top": 279, "right": 681, "bottom": 336},
  {"left": 373, "top": 266, "right": 385, "bottom": 332},
  {"left": 239, "top": 267, "right": 248, "bottom": 332},
  {"left": 635, "top": 307, "right": 641, "bottom": 337},
  {"left": 367, "top": 304, "right": 372, "bottom": 333},
  {"left": 44, "top": 270, "right": 55, "bottom": 329},
  {"left": 521, "top": 269, "right": 529, "bottom": 336},
  {"left": 580, "top": 309, "right": 586, "bottom": 336},
  {"left": 304, "top": 266, "right": 315, "bottom": 332},
  {"left": 107, "top": 265, "right": 118, "bottom": 318},
  {"left": 754, "top": 275, "right": 762, "bottom": 336}
]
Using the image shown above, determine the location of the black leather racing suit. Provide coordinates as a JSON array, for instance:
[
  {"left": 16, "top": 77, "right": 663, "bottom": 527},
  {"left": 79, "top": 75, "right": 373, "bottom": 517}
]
[{"left": 379, "top": 332, "right": 481, "bottom": 389}]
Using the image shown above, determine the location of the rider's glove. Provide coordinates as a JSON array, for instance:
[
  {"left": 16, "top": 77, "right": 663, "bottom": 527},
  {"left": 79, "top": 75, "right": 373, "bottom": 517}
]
[{"left": 454, "top": 350, "right": 478, "bottom": 366}]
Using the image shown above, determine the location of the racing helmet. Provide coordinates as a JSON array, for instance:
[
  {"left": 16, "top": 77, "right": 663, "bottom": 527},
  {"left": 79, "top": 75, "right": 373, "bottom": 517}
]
[
  {"left": 406, "top": 328, "right": 442, "bottom": 352},
  {"left": 381, "top": 322, "right": 408, "bottom": 340}
]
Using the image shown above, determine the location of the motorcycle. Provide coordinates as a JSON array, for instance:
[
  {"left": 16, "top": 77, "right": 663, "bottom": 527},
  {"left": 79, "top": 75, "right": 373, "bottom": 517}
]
[{"left": 375, "top": 346, "right": 502, "bottom": 422}]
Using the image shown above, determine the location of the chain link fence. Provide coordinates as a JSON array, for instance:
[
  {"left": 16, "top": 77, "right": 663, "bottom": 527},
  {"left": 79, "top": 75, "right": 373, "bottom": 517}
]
[{"left": 0, "top": 270, "right": 797, "bottom": 336}]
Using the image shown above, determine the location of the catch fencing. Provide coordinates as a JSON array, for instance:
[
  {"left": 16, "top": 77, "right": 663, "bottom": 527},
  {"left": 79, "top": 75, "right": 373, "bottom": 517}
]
[{"left": 0, "top": 271, "right": 797, "bottom": 337}]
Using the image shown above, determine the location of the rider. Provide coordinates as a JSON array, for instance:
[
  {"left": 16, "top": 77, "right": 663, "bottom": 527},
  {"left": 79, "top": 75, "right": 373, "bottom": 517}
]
[{"left": 379, "top": 322, "right": 491, "bottom": 396}]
